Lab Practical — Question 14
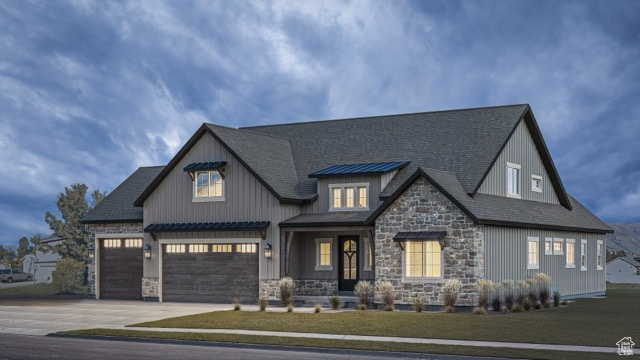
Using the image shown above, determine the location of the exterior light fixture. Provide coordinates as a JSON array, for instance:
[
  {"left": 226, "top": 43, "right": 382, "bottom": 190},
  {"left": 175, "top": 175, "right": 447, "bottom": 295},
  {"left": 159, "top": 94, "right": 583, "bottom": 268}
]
[
  {"left": 88, "top": 242, "right": 95, "bottom": 260},
  {"left": 264, "top": 243, "right": 272, "bottom": 259},
  {"left": 144, "top": 244, "right": 152, "bottom": 259}
]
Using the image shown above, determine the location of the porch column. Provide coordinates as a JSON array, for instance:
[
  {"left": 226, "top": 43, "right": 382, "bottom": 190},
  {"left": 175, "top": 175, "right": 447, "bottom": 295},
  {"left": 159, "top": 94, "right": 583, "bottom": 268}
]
[
  {"left": 367, "top": 229, "right": 375, "bottom": 275},
  {"left": 285, "top": 231, "right": 294, "bottom": 276}
]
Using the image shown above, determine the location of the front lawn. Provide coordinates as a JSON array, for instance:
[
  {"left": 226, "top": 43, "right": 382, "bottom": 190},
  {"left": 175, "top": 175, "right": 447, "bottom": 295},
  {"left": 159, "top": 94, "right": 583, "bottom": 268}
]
[
  {"left": 132, "top": 288, "right": 640, "bottom": 347},
  {"left": 0, "top": 283, "right": 86, "bottom": 298}
]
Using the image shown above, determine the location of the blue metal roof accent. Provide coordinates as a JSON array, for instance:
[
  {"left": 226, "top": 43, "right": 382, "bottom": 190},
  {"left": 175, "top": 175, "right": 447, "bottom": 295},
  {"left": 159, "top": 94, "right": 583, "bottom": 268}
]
[
  {"left": 183, "top": 161, "right": 227, "bottom": 172},
  {"left": 308, "top": 161, "right": 410, "bottom": 178}
]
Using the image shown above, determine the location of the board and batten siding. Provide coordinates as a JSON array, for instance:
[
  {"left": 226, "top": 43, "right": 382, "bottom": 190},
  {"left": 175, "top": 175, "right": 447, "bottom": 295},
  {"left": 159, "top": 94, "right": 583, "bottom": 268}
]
[
  {"left": 478, "top": 120, "right": 559, "bottom": 204},
  {"left": 302, "top": 175, "right": 382, "bottom": 214},
  {"left": 143, "top": 133, "right": 300, "bottom": 280},
  {"left": 484, "top": 226, "right": 606, "bottom": 297}
]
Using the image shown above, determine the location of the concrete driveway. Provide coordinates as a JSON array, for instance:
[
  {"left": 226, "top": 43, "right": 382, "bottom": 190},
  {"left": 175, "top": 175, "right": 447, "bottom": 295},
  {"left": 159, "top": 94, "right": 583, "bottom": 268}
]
[{"left": 0, "top": 299, "right": 230, "bottom": 336}]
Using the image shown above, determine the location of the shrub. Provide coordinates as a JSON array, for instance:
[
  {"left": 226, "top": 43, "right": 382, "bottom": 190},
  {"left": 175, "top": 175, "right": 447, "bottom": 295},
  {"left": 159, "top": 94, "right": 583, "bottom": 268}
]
[
  {"left": 526, "top": 278, "right": 538, "bottom": 304},
  {"left": 443, "top": 305, "right": 455, "bottom": 313},
  {"left": 314, "top": 303, "right": 323, "bottom": 313},
  {"left": 356, "top": 303, "right": 367, "bottom": 311},
  {"left": 376, "top": 281, "right": 396, "bottom": 311},
  {"left": 476, "top": 279, "right": 493, "bottom": 309},
  {"left": 522, "top": 298, "right": 531, "bottom": 311},
  {"left": 473, "top": 306, "right": 487, "bottom": 315},
  {"left": 258, "top": 297, "right": 268, "bottom": 311},
  {"left": 534, "top": 301, "right": 542, "bottom": 310},
  {"left": 441, "top": 278, "right": 462, "bottom": 309},
  {"left": 511, "top": 304, "right": 523, "bottom": 312},
  {"left": 232, "top": 298, "right": 241, "bottom": 311},
  {"left": 491, "top": 296, "right": 501, "bottom": 312},
  {"left": 286, "top": 303, "right": 294, "bottom": 312},
  {"left": 501, "top": 306, "right": 508, "bottom": 314},
  {"left": 515, "top": 280, "right": 528, "bottom": 306},
  {"left": 279, "top": 277, "right": 294, "bottom": 306},
  {"left": 502, "top": 280, "right": 515, "bottom": 310},
  {"left": 553, "top": 291, "right": 561, "bottom": 307},
  {"left": 534, "top": 273, "right": 551, "bottom": 307},
  {"left": 412, "top": 296, "right": 425, "bottom": 312},
  {"left": 51, "top": 257, "right": 84, "bottom": 295},
  {"left": 328, "top": 295, "right": 340, "bottom": 310},
  {"left": 354, "top": 281, "right": 372, "bottom": 308},
  {"left": 560, "top": 300, "right": 569, "bottom": 306}
]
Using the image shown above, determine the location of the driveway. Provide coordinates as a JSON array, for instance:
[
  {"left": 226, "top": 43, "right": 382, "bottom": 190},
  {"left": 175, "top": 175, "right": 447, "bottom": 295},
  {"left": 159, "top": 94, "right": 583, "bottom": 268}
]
[{"left": 0, "top": 299, "right": 230, "bottom": 336}]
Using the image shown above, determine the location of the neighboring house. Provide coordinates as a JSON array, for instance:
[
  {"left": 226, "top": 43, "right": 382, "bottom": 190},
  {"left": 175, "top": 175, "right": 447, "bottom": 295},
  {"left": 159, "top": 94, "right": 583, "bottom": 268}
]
[
  {"left": 606, "top": 257, "right": 640, "bottom": 284},
  {"left": 34, "top": 237, "right": 64, "bottom": 283},
  {"left": 81, "top": 104, "right": 611, "bottom": 304}
]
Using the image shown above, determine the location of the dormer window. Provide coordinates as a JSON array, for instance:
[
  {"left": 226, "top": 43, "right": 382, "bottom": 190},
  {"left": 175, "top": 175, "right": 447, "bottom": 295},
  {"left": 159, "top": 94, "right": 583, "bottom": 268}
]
[
  {"left": 329, "top": 183, "right": 368, "bottom": 211},
  {"left": 506, "top": 162, "right": 521, "bottom": 198}
]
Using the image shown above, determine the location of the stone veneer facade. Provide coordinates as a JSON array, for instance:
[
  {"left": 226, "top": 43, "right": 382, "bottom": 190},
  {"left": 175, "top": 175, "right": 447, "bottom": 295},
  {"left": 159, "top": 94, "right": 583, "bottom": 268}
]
[
  {"left": 87, "top": 222, "right": 148, "bottom": 299},
  {"left": 259, "top": 279, "right": 338, "bottom": 300},
  {"left": 375, "top": 177, "right": 484, "bottom": 306}
]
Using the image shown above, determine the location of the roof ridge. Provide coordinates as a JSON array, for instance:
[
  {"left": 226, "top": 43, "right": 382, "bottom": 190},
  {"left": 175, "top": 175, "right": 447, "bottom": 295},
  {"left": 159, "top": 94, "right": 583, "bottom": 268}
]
[
  {"left": 139, "top": 165, "right": 165, "bottom": 169},
  {"left": 242, "top": 104, "right": 530, "bottom": 129},
  {"left": 206, "top": 123, "right": 291, "bottom": 141}
]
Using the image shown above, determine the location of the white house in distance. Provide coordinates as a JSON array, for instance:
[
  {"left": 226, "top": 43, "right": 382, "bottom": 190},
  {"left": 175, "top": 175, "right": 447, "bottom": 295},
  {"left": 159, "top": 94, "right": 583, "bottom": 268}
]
[
  {"left": 606, "top": 257, "right": 640, "bottom": 284},
  {"left": 34, "top": 237, "right": 64, "bottom": 283}
]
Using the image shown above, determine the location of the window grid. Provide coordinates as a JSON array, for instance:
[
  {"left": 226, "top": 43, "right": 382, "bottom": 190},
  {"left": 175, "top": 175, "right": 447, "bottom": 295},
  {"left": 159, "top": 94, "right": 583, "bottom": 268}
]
[
  {"left": 553, "top": 238, "right": 564, "bottom": 255},
  {"left": 330, "top": 184, "right": 368, "bottom": 210},
  {"left": 104, "top": 239, "right": 121, "bottom": 248},
  {"left": 236, "top": 243, "right": 257, "bottom": 253},
  {"left": 597, "top": 240, "right": 603, "bottom": 270},
  {"left": 358, "top": 187, "right": 367, "bottom": 208},
  {"left": 194, "top": 171, "right": 224, "bottom": 199},
  {"left": 345, "top": 188, "right": 355, "bottom": 208},
  {"left": 566, "top": 240, "right": 575, "bottom": 268},
  {"left": 319, "top": 243, "right": 331, "bottom": 266},
  {"left": 544, "top": 238, "right": 552, "bottom": 255},
  {"left": 211, "top": 244, "right": 232, "bottom": 253},
  {"left": 527, "top": 237, "right": 539, "bottom": 269},
  {"left": 315, "top": 238, "right": 333, "bottom": 270},
  {"left": 166, "top": 244, "right": 186, "bottom": 253},
  {"left": 124, "top": 239, "right": 142, "bottom": 248},
  {"left": 189, "top": 244, "right": 207, "bottom": 253},
  {"left": 332, "top": 188, "right": 342, "bottom": 209},
  {"left": 531, "top": 175, "right": 542, "bottom": 193},
  {"left": 580, "top": 240, "right": 587, "bottom": 271},
  {"left": 507, "top": 163, "right": 521, "bottom": 198},
  {"left": 405, "top": 241, "right": 441, "bottom": 278}
]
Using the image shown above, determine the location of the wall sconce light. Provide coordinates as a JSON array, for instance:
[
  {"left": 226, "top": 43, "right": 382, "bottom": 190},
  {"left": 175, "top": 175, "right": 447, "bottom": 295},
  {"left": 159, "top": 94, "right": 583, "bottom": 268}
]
[
  {"left": 88, "top": 242, "right": 95, "bottom": 260},
  {"left": 144, "top": 244, "right": 152, "bottom": 259},
  {"left": 264, "top": 243, "right": 272, "bottom": 259}
]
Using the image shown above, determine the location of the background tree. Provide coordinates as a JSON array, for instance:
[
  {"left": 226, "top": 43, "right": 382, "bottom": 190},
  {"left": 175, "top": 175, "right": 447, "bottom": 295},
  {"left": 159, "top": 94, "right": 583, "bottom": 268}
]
[
  {"left": 17, "top": 236, "right": 35, "bottom": 259},
  {"left": 0, "top": 245, "right": 17, "bottom": 268},
  {"left": 44, "top": 184, "right": 105, "bottom": 262}
]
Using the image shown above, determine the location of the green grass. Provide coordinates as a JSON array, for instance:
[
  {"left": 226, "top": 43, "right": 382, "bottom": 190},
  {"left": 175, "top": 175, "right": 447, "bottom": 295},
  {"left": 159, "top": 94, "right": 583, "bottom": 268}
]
[
  {"left": 63, "top": 328, "right": 620, "bottom": 360},
  {"left": 132, "top": 288, "right": 640, "bottom": 347},
  {"left": 0, "top": 283, "right": 86, "bottom": 298}
]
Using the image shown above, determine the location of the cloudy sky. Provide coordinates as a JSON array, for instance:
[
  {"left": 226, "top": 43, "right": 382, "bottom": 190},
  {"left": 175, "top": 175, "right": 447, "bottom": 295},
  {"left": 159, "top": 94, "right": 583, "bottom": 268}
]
[{"left": 0, "top": 0, "right": 638, "bottom": 245}]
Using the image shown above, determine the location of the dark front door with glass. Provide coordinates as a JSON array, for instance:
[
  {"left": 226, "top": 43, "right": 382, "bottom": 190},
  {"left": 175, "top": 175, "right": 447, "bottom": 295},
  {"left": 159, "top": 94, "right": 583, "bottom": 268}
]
[{"left": 338, "top": 236, "right": 359, "bottom": 291}]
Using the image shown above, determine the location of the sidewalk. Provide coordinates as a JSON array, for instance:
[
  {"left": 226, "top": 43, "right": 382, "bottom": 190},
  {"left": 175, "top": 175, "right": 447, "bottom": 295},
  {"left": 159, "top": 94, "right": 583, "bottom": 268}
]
[{"left": 124, "top": 326, "right": 639, "bottom": 355}]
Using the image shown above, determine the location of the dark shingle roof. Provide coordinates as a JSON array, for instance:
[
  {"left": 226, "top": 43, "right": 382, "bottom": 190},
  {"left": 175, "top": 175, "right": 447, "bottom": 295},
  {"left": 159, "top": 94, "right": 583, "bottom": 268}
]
[
  {"left": 309, "top": 161, "right": 409, "bottom": 178},
  {"left": 81, "top": 166, "right": 164, "bottom": 224}
]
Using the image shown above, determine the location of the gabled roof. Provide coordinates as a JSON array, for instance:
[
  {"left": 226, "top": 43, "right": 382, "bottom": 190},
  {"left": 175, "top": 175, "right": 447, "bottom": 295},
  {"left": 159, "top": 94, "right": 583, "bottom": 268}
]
[
  {"left": 608, "top": 256, "right": 640, "bottom": 267},
  {"left": 81, "top": 166, "right": 164, "bottom": 224}
]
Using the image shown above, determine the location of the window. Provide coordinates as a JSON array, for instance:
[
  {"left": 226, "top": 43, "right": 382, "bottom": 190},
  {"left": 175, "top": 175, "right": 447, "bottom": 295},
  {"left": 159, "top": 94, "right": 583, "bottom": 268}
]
[
  {"left": 553, "top": 238, "right": 564, "bottom": 255},
  {"left": 329, "top": 184, "right": 369, "bottom": 210},
  {"left": 166, "top": 244, "right": 186, "bottom": 253},
  {"left": 189, "top": 244, "right": 207, "bottom": 253},
  {"left": 527, "top": 237, "right": 539, "bottom": 269},
  {"left": 597, "top": 240, "right": 603, "bottom": 270},
  {"left": 194, "top": 171, "right": 224, "bottom": 200},
  {"left": 363, "top": 238, "right": 372, "bottom": 271},
  {"left": 236, "top": 243, "right": 257, "bottom": 253},
  {"left": 580, "top": 239, "right": 587, "bottom": 271},
  {"left": 315, "top": 238, "right": 333, "bottom": 270},
  {"left": 211, "top": 244, "right": 232, "bottom": 253},
  {"left": 124, "top": 239, "right": 142, "bottom": 248},
  {"left": 104, "top": 239, "right": 121, "bottom": 248},
  {"left": 531, "top": 175, "right": 542, "bottom": 193},
  {"left": 544, "top": 238, "right": 553, "bottom": 255},
  {"left": 404, "top": 241, "right": 442, "bottom": 279},
  {"left": 506, "top": 162, "right": 521, "bottom": 198},
  {"left": 566, "top": 239, "right": 575, "bottom": 268}
]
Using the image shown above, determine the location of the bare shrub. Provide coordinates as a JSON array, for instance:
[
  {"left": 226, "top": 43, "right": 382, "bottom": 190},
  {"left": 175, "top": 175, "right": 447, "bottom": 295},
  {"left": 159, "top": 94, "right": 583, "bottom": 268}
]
[
  {"left": 502, "top": 280, "right": 515, "bottom": 310},
  {"left": 412, "top": 296, "right": 425, "bottom": 312},
  {"left": 501, "top": 306, "right": 508, "bottom": 314},
  {"left": 279, "top": 277, "right": 294, "bottom": 306},
  {"left": 354, "top": 281, "right": 372, "bottom": 308},
  {"left": 286, "top": 303, "right": 294, "bottom": 312},
  {"left": 232, "top": 298, "right": 241, "bottom": 311},
  {"left": 443, "top": 305, "right": 455, "bottom": 313},
  {"left": 328, "top": 295, "right": 340, "bottom": 310},
  {"left": 314, "top": 303, "right": 323, "bottom": 313},
  {"left": 476, "top": 279, "right": 493, "bottom": 308},
  {"left": 534, "top": 301, "right": 542, "bottom": 310},
  {"left": 553, "top": 291, "right": 561, "bottom": 307},
  {"left": 473, "top": 306, "right": 487, "bottom": 315},
  {"left": 376, "top": 281, "right": 396, "bottom": 311},
  {"left": 511, "top": 304, "right": 523, "bottom": 312},
  {"left": 515, "top": 280, "right": 528, "bottom": 306},
  {"left": 441, "top": 278, "right": 462, "bottom": 309},
  {"left": 356, "top": 303, "right": 367, "bottom": 311},
  {"left": 258, "top": 297, "right": 268, "bottom": 311},
  {"left": 526, "top": 278, "right": 538, "bottom": 304},
  {"left": 533, "top": 273, "right": 551, "bottom": 307},
  {"left": 522, "top": 298, "right": 532, "bottom": 311},
  {"left": 491, "top": 282, "right": 502, "bottom": 311}
]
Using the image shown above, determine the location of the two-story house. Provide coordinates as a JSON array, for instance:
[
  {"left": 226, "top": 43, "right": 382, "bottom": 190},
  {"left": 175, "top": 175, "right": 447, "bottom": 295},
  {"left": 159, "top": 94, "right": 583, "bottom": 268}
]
[{"left": 81, "top": 104, "right": 611, "bottom": 305}]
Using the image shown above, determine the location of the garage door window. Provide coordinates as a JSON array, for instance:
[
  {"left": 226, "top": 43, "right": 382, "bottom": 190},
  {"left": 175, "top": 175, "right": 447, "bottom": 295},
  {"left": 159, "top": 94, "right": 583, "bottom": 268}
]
[
  {"left": 104, "top": 239, "right": 121, "bottom": 248},
  {"left": 166, "top": 244, "right": 186, "bottom": 253},
  {"left": 212, "top": 244, "right": 232, "bottom": 252},
  {"left": 189, "top": 244, "right": 207, "bottom": 253},
  {"left": 236, "top": 244, "right": 257, "bottom": 253},
  {"left": 125, "top": 239, "right": 142, "bottom": 248}
]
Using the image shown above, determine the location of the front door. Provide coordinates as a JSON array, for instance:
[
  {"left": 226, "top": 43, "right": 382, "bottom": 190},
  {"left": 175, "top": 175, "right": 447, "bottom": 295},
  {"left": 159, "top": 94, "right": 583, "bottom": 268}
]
[{"left": 338, "top": 236, "right": 359, "bottom": 291}]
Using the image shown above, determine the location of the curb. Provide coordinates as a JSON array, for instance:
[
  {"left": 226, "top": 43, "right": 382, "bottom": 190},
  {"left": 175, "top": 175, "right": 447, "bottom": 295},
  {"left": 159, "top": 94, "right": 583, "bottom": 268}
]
[{"left": 48, "top": 332, "right": 510, "bottom": 360}]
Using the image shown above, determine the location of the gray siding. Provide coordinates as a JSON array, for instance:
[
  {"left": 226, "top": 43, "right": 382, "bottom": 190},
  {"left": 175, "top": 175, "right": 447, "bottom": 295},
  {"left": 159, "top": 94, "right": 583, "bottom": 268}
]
[
  {"left": 289, "top": 231, "right": 374, "bottom": 281},
  {"left": 302, "top": 175, "right": 382, "bottom": 214},
  {"left": 143, "top": 133, "right": 300, "bottom": 280},
  {"left": 478, "top": 121, "right": 559, "bottom": 204},
  {"left": 484, "top": 226, "right": 606, "bottom": 296}
]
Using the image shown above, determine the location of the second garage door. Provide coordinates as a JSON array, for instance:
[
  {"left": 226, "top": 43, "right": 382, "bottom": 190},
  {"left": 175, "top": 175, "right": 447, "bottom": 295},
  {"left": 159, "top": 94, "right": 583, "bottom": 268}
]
[
  {"left": 162, "top": 243, "right": 259, "bottom": 303},
  {"left": 100, "top": 238, "right": 143, "bottom": 300}
]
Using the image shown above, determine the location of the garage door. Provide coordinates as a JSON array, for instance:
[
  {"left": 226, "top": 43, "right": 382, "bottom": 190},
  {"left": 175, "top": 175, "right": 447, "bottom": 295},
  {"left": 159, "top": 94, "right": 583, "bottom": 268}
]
[
  {"left": 99, "top": 238, "right": 143, "bottom": 300},
  {"left": 162, "top": 243, "right": 259, "bottom": 303}
]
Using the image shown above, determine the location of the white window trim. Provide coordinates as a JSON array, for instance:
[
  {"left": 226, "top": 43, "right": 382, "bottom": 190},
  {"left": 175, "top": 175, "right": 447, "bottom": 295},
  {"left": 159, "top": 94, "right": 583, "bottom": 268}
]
[
  {"left": 192, "top": 170, "right": 225, "bottom": 202},
  {"left": 597, "top": 240, "right": 604, "bottom": 270},
  {"left": 401, "top": 240, "right": 444, "bottom": 283},
  {"left": 506, "top": 162, "right": 521, "bottom": 199},
  {"left": 544, "top": 237, "right": 553, "bottom": 255},
  {"left": 553, "top": 238, "right": 564, "bottom": 255},
  {"left": 531, "top": 174, "right": 542, "bottom": 193},
  {"left": 527, "top": 236, "right": 539, "bottom": 270},
  {"left": 581, "top": 239, "right": 588, "bottom": 271},
  {"left": 328, "top": 183, "right": 369, "bottom": 211},
  {"left": 363, "top": 237, "right": 372, "bottom": 271},
  {"left": 565, "top": 239, "right": 575, "bottom": 268},
  {"left": 315, "top": 238, "right": 333, "bottom": 271}
]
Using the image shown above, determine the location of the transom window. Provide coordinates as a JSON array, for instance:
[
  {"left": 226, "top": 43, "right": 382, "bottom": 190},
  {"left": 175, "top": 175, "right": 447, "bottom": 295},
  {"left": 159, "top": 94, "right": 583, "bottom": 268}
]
[
  {"left": 566, "top": 239, "right": 575, "bottom": 268},
  {"left": 166, "top": 244, "right": 186, "bottom": 253},
  {"left": 211, "top": 244, "right": 232, "bottom": 253},
  {"left": 507, "top": 162, "right": 521, "bottom": 198},
  {"left": 315, "top": 238, "right": 333, "bottom": 271},
  {"left": 531, "top": 175, "right": 542, "bottom": 193},
  {"left": 236, "top": 243, "right": 257, "bottom": 253},
  {"left": 104, "top": 239, "right": 121, "bottom": 248},
  {"left": 189, "top": 244, "right": 207, "bottom": 253},
  {"left": 124, "top": 239, "right": 142, "bottom": 248},
  {"left": 597, "top": 240, "right": 603, "bottom": 270},
  {"left": 329, "top": 183, "right": 369, "bottom": 210},
  {"left": 580, "top": 239, "right": 587, "bottom": 271},
  {"left": 527, "top": 237, "right": 539, "bottom": 269},
  {"left": 194, "top": 171, "right": 224, "bottom": 200},
  {"left": 404, "top": 241, "right": 442, "bottom": 279}
]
